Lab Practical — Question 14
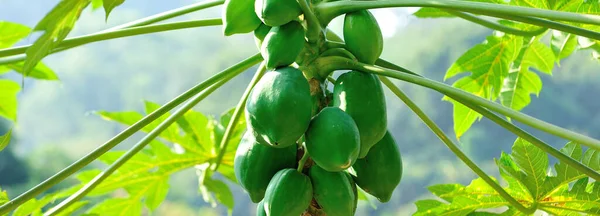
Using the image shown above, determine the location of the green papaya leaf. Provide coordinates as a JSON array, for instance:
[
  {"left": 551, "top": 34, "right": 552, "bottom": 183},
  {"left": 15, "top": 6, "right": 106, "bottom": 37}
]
[
  {"left": 416, "top": 139, "right": 600, "bottom": 215},
  {"left": 87, "top": 198, "right": 142, "bottom": 216},
  {"left": 0, "top": 188, "right": 8, "bottom": 205},
  {"left": 444, "top": 35, "right": 522, "bottom": 138},
  {"left": 0, "top": 80, "right": 20, "bottom": 121},
  {"left": 0, "top": 21, "right": 30, "bottom": 48},
  {"left": 197, "top": 164, "right": 235, "bottom": 214},
  {"left": 551, "top": 31, "right": 578, "bottom": 62},
  {"left": 0, "top": 128, "right": 12, "bottom": 152},
  {"left": 413, "top": 0, "right": 505, "bottom": 18},
  {"left": 55, "top": 201, "right": 89, "bottom": 216},
  {"left": 101, "top": 0, "right": 125, "bottom": 20},
  {"left": 91, "top": 0, "right": 103, "bottom": 10},
  {"left": 0, "top": 61, "right": 59, "bottom": 80},
  {"left": 23, "top": 0, "right": 90, "bottom": 74}
]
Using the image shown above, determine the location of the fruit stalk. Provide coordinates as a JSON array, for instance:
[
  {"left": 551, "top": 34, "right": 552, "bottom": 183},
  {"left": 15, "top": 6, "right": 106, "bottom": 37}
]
[{"left": 296, "top": 0, "right": 322, "bottom": 43}]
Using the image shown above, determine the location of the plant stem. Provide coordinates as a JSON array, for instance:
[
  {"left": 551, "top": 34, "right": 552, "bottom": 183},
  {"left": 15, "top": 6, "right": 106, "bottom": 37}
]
[
  {"left": 481, "top": 12, "right": 600, "bottom": 41},
  {"left": 0, "top": 0, "right": 223, "bottom": 65},
  {"left": 315, "top": 56, "right": 600, "bottom": 150},
  {"left": 297, "top": 0, "right": 322, "bottom": 43},
  {"left": 297, "top": 149, "right": 310, "bottom": 173},
  {"left": 315, "top": 0, "right": 600, "bottom": 26},
  {"left": 0, "top": 54, "right": 262, "bottom": 215},
  {"left": 456, "top": 98, "right": 600, "bottom": 181},
  {"left": 43, "top": 55, "right": 261, "bottom": 216},
  {"left": 211, "top": 62, "right": 267, "bottom": 171},
  {"left": 379, "top": 76, "right": 536, "bottom": 214},
  {"left": 445, "top": 10, "right": 547, "bottom": 37},
  {"left": 376, "top": 60, "right": 600, "bottom": 182},
  {"left": 0, "top": 19, "right": 223, "bottom": 58},
  {"left": 102, "top": 0, "right": 224, "bottom": 32}
]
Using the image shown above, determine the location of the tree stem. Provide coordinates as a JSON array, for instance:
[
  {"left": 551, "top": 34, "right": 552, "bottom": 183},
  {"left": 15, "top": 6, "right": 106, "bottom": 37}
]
[
  {"left": 316, "top": 56, "right": 600, "bottom": 150},
  {"left": 297, "top": 149, "right": 310, "bottom": 173},
  {"left": 0, "top": 54, "right": 262, "bottom": 215},
  {"left": 0, "top": 19, "right": 223, "bottom": 58},
  {"left": 211, "top": 62, "right": 267, "bottom": 171},
  {"left": 315, "top": 0, "right": 600, "bottom": 26},
  {"left": 446, "top": 10, "right": 547, "bottom": 37},
  {"left": 379, "top": 76, "right": 536, "bottom": 214},
  {"left": 297, "top": 0, "right": 322, "bottom": 43},
  {"left": 42, "top": 54, "right": 261, "bottom": 216}
]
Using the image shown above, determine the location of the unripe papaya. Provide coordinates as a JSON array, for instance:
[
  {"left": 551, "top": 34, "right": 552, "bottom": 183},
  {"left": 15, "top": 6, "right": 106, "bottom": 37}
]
[
  {"left": 255, "top": 0, "right": 302, "bottom": 26},
  {"left": 254, "top": 23, "right": 271, "bottom": 50},
  {"left": 309, "top": 166, "right": 356, "bottom": 216},
  {"left": 234, "top": 132, "right": 297, "bottom": 203},
  {"left": 352, "top": 131, "right": 402, "bottom": 203},
  {"left": 222, "top": 0, "right": 262, "bottom": 35},
  {"left": 264, "top": 169, "right": 313, "bottom": 216},
  {"left": 305, "top": 107, "right": 360, "bottom": 172},
  {"left": 345, "top": 172, "right": 358, "bottom": 215},
  {"left": 261, "top": 21, "right": 305, "bottom": 69},
  {"left": 343, "top": 10, "right": 383, "bottom": 64},
  {"left": 245, "top": 66, "right": 312, "bottom": 148},
  {"left": 256, "top": 200, "right": 267, "bottom": 216},
  {"left": 333, "top": 71, "right": 387, "bottom": 158}
]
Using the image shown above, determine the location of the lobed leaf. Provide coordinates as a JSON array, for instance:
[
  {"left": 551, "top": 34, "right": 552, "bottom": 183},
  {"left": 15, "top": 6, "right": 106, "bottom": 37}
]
[
  {"left": 0, "top": 128, "right": 11, "bottom": 152},
  {"left": 23, "top": 0, "right": 90, "bottom": 74},
  {"left": 101, "top": 0, "right": 125, "bottom": 20},
  {"left": 0, "top": 80, "right": 20, "bottom": 121}
]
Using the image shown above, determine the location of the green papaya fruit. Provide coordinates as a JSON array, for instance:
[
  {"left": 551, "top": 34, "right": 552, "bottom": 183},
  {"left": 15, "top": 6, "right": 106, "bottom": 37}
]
[
  {"left": 255, "top": 0, "right": 302, "bottom": 26},
  {"left": 254, "top": 23, "right": 272, "bottom": 50},
  {"left": 222, "top": 0, "right": 262, "bottom": 36},
  {"left": 333, "top": 70, "right": 387, "bottom": 158},
  {"left": 256, "top": 200, "right": 267, "bottom": 216},
  {"left": 352, "top": 131, "right": 402, "bottom": 203},
  {"left": 245, "top": 66, "right": 312, "bottom": 148},
  {"left": 345, "top": 172, "right": 358, "bottom": 215},
  {"left": 264, "top": 169, "right": 313, "bottom": 216},
  {"left": 309, "top": 166, "right": 356, "bottom": 216},
  {"left": 234, "top": 132, "right": 297, "bottom": 203},
  {"left": 343, "top": 10, "right": 383, "bottom": 64},
  {"left": 305, "top": 107, "right": 360, "bottom": 172},
  {"left": 261, "top": 21, "right": 305, "bottom": 69}
]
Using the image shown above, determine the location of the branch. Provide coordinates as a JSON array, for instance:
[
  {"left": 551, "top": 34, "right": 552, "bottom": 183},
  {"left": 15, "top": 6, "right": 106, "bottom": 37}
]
[
  {"left": 211, "top": 62, "right": 267, "bottom": 171},
  {"left": 315, "top": 0, "right": 600, "bottom": 26},
  {"left": 297, "top": 0, "right": 322, "bottom": 43},
  {"left": 445, "top": 10, "right": 547, "bottom": 37},
  {"left": 0, "top": 19, "right": 223, "bottom": 58},
  {"left": 314, "top": 56, "right": 600, "bottom": 150},
  {"left": 379, "top": 76, "right": 536, "bottom": 214},
  {"left": 42, "top": 54, "right": 262, "bottom": 216},
  {"left": 102, "top": 0, "right": 224, "bottom": 32},
  {"left": 0, "top": 53, "right": 262, "bottom": 215}
]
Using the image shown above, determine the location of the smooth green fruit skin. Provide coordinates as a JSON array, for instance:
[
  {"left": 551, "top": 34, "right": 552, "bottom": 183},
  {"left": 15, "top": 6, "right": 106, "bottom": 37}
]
[
  {"left": 264, "top": 169, "right": 313, "bottom": 216},
  {"left": 305, "top": 107, "right": 360, "bottom": 172},
  {"left": 343, "top": 10, "right": 383, "bottom": 64},
  {"left": 222, "top": 0, "right": 262, "bottom": 35},
  {"left": 254, "top": 23, "right": 272, "bottom": 50},
  {"left": 245, "top": 66, "right": 312, "bottom": 148},
  {"left": 234, "top": 132, "right": 297, "bottom": 203},
  {"left": 345, "top": 172, "right": 358, "bottom": 215},
  {"left": 255, "top": 0, "right": 302, "bottom": 26},
  {"left": 309, "top": 166, "right": 356, "bottom": 216},
  {"left": 333, "top": 71, "right": 387, "bottom": 158},
  {"left": 256, "top": 200, "right": 267, "bottom": 216},
  {"left": 261, "top": 21, "right": 305, "bottom": 69},
  {"left": 352, "top": 131, "right": 402, "bottom": 203}
]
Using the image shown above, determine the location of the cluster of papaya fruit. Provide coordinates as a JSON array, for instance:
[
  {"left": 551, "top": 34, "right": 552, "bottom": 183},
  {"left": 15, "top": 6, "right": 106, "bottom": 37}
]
[{"left": 223, "top": 0, "right": 403, "bottom": 215}]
